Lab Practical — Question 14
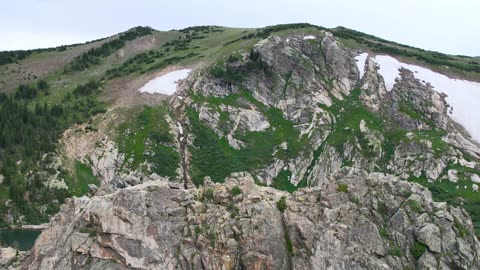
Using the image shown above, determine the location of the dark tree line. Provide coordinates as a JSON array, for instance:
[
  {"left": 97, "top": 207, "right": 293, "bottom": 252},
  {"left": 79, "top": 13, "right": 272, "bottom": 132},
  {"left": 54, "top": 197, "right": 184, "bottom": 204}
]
[
  {"left": 14, "top": 80, "right": 49, "bottom": 100},
  {"left": 0, "top": 79, "right": 104, "bottom": 225},
  {"left": 64, "top": 27, "right": 154, "bottom": 72},
  {"left": 0, "top": 47, "right": 66, "bottom": 66}
]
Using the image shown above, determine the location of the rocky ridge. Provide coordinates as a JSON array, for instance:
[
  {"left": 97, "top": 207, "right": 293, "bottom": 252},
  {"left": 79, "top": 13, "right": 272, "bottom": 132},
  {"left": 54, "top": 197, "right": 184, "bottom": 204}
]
[{"left": 18, "top": 168, "right": 480, "bottom": 269}]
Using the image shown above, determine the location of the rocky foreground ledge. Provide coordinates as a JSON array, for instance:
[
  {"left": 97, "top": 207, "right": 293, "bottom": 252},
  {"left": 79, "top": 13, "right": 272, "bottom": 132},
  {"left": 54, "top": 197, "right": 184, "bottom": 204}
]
[{"left": 10, "top": 168, "right": 480, "bottom": 270}]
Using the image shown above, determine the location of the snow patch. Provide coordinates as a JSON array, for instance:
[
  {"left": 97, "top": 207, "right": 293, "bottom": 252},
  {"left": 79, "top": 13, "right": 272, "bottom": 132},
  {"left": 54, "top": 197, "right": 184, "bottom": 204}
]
[
  {"left": 374, "top": 55, "right": 403, "bottom": 91},
  {"left": 374, "top": 55, "right": 480, "bottom": 143},
  {"left": 354, "top": 53, "right": 368, "bottom": 79},
  {"left": 139, "top": 69, "right": 191, "bottom": 95},
  {"left": 303, "top": 35, "right": 316, "bottom": 40},
  {"left": 176, "top": 122, "right": 183, "bottom": 135}
]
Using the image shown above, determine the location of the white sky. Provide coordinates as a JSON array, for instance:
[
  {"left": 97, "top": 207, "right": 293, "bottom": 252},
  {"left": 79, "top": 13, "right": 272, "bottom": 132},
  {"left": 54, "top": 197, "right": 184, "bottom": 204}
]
[{"left": 1, "top": 0, "right": 479, "bottom": 56}]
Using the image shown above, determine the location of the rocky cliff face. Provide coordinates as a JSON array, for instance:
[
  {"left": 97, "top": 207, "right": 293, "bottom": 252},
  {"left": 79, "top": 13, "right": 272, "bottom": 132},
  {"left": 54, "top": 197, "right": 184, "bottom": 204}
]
[
  {"left": 20, "top": 168, "right": 480, "bottom": 269},
  {"left": 51, "top": 30, "right": 480, "bottom": 195},
  {"left": 175, "top": 31, "right": 480, "bottom": 191},
  {"left": 9, "top": 28, "right": 480, "bottom": 269}
]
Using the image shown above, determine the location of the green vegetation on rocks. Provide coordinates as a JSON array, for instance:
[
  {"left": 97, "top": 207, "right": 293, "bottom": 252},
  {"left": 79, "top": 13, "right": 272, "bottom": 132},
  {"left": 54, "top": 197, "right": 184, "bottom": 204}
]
[
  {"left": 411, "top": 241, "right": 427, "bottom": 260},
  {"left": 188, "top": 107, "right": 274, "bottom": 185},
  {"left": 271, "top": 170, "right": 307, "bottom": 193},
  {"left": 409, "top": 170, "right": 480, "bottom": 234},
  {"left": 336, "top": 183, "right": 349, "bottom": 193},
  {"left": 71, "top": 160, "right": 99, "bottom": 196},
  {"left": 322, "top": 88, "right": 390, "bottom": 162},
  {"left": 117, "top": 105, "right": 179, "bottom": 178},
  {"left": 276, "top": 196, "right": 287, "bottom": 212},
  {"left": 188, "top": 89, "right": 306, "bottom": 186},
  {"left": 388, "top": 246, "right": 404, "bottom": 257},
  {"left": 405, "top": 199, "right": 422, "bottom": 213},
  {"left": 455, "top": 222, "right": 469, "bottom": 238},
  {"left": 230, "top": 186, "right": 242, "bottom": 196}
]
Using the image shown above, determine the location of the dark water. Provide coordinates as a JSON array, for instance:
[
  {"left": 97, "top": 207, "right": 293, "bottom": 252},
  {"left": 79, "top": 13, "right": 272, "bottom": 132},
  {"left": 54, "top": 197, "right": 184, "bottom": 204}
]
[{"left": 0, "top": 228, "right": 42, "bottom": 251}]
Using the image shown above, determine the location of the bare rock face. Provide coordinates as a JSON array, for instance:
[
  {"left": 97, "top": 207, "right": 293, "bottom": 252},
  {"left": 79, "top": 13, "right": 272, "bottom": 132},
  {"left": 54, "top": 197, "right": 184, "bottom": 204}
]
[
  {"left": 198, "top": 104, "right": 223, "bottom": 135},
  {"left": 21, "top": 169, "right": 480, "bottom": 270},
  {"left": 320, "top": 32, "right": 359, "bottom": 98},
  {"left": 226, "top": 106, "right": 270, "bottom": 134},
  {"left": 0, "top": 247, "right": 18, "bottom": 266},
  {"left": 89, "top": 139, "right": 123, "bottom": 186},
  {"left": 386, "top": 68, "right": 450, "bottom": 131},
  {"left": 306, "top": 144, "right": 343, "bottom": 187},
  {"left": 359, "top": 57, "right": 387, "bottom": 111},
  {"left": 443, "top": 132, "right": 480, "bottom": 159}
]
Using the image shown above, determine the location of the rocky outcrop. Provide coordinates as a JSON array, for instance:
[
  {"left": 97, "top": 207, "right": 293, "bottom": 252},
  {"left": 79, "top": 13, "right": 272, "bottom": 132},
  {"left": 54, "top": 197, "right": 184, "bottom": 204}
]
[
  {"left": 320, "top": 32, "right": 359, "bottom": 98},
  {"left": 0, "top": 247, "right": 17, "bottom": 266},
  {"left": 197, "top": 103, "right": 270, "bottom": 150},
  {"left": 183, "top": 32, "right": 360, "bottom": 186},
  {"left": 306, "top": 145, "right": 343, "bottom": 187},
  {"left": 225, "top": 106, "right": 270, "bottom": 134},
  {"left": 179, "top": 31, "right": 480, "bottom": 192},
  {"left": 21, "top": 169, "right": 480, "bottom": 269},
  {"left": 89, "top": 139, "right": 124, "bottom": 186},
  {"left": 386, "top": 68, "right": 449, "bottom": 131},
  {"left": 443, "top": 132, "right": 480, "bottom": 159},
  {"left": 359, "top": 57, "right": 387, "bottom": 111}
]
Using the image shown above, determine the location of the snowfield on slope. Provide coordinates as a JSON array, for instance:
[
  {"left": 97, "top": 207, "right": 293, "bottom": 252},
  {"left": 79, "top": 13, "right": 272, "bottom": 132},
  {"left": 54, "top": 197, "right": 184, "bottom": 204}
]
[
  {"left": 303, "top": 35, "right": 316, "bottom": 40},
  {"left": 373, "top": 55, "right": 480, "bottom": 143},
  {"left": 355, "top": 53, "right": 368, "bottom": 79},
  {"left": 139, "top": 69, "right": 191, "bottom": 95}
]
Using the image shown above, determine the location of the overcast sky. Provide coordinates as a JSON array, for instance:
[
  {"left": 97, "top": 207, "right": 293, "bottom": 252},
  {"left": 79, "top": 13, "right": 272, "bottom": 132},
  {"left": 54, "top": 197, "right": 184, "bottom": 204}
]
[{"left": 1, "top": 0, "right": 479, "bottom": 56}]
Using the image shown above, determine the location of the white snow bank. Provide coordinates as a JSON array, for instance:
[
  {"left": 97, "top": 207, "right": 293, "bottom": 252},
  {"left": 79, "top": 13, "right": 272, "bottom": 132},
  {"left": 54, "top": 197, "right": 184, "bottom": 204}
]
[
  {"left": 374, "top": 55, "right": 480, "bottom": 143},
  {"left": 354, "top": 53, "right": 368, "bottom": 79},
  {"left": 138, "top": 69, "right": 191, "bottom": 95},
  {"left": 374, "top": 55, "right": 406, "bottom": 92},
  {"left": 303, "top": 35, "right": 316, "bottom": 40}
]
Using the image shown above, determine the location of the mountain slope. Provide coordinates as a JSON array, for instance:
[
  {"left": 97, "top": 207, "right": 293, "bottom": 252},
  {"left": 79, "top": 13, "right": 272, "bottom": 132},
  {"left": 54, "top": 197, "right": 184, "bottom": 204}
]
[{"left": 1, "top": 23, "right": 480, "bottom": 269}]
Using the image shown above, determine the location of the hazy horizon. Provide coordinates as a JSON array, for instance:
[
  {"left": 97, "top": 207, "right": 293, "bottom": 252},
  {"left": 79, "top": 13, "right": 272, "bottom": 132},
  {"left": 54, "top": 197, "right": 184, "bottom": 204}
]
[{"left": 1, "top": 0, "right": 479, "bottom": 56}]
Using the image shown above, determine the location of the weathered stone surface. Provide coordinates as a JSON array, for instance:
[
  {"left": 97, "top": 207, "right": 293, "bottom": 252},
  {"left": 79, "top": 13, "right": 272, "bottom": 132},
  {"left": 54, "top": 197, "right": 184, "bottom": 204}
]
[
  {"left": 0, "top": 247, "right": 17, "bottom": 266},
  {"left": 359, "top": 56, "right": 387, "bottom": 111},
  {"left": 20, "top": 169, "right": 480, "bottom": 269},
  {"left": 417, "top": 224, "right": 441, "bottom": 253},
  {"left": 448, "top": 170, "right": 459, "bottom": 183}
]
